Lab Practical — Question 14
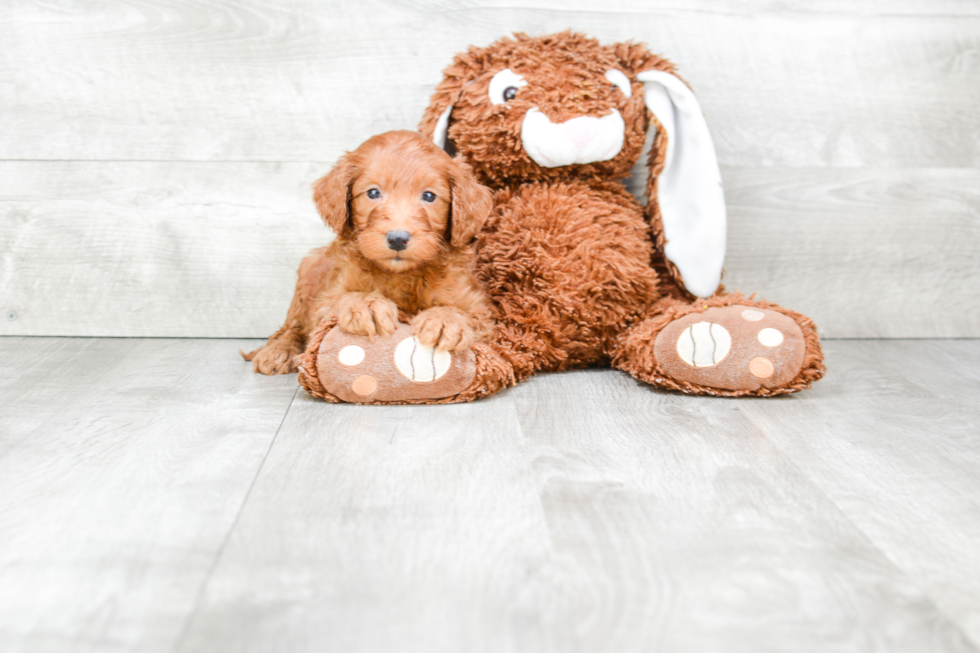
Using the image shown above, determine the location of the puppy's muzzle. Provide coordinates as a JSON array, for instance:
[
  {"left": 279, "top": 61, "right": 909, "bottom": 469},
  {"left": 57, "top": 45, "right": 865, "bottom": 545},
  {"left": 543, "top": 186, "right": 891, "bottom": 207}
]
[{"left": 386, "top": 230, "right": 411, "bottom": 251}]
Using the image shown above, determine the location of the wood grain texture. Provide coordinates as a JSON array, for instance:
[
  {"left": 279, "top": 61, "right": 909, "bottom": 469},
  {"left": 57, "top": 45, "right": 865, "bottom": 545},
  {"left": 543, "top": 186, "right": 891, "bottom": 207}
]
[
  {"left": 2, "top": 337, "right": 980, "bottom": 651},
  {"left": 739, "top": 340, "right": 980, "bottom": 646},
  {"left": 0, "top": 337, "right": 297, "bottom": 653},
  {"left": 509, "top": 367, "right": 977, "bottom": 653},
  {"left": 176, "top": 393, "right": 553, "bottom": 653},
  {"left": 1, "top": 0, "right": 978, "bottom": 167},
  {"left": 720, "top": 167, "right": 980, "bottom": 338},
  {"left": 3, "top": 163, "right": 976, "bottom": 338},
  {"left": 0, "top": 162, "right": 331, "bottom": 337},
  {"left": 2, "top": 1, "right": 978, "bottom": 338},
  {"left": 178, "top": 350, "right": 978, "bottom": 652}
]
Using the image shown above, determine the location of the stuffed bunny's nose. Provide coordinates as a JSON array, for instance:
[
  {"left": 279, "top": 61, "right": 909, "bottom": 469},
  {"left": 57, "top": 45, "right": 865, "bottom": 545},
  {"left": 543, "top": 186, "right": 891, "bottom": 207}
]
[{"left": 564, "top": 117, "right": 600, "bottom": 149}]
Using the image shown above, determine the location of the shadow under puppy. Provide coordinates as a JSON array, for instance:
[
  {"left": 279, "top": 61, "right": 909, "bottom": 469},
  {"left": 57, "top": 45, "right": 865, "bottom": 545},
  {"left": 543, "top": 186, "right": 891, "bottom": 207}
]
[{"left": 243, "top": 130, "right": 494, "bottom": 376}]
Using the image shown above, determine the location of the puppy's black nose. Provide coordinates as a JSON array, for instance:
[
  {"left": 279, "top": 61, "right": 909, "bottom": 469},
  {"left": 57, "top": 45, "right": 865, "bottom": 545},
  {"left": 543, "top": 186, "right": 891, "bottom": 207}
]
[{"left": 386, "top": 230, "right": 411, "bottom": 251}]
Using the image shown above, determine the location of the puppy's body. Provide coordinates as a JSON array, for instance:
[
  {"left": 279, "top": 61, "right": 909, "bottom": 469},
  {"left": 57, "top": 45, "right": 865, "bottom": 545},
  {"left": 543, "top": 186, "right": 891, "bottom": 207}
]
[{"left": 245, "top": 131, "right": 492, "bottom": 375}]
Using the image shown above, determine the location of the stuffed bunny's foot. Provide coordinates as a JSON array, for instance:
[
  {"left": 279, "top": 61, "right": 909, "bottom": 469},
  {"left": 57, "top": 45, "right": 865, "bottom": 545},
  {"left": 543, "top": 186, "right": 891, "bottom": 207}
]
[
  {"left": 299, "top": 322, "right": 479, "bottom": 404},
  {"left": 656, "top": 305, "right": 805, "bottom": 392},
  {"left": 615, "top": 298, "right": 824, "bottom": 396}
]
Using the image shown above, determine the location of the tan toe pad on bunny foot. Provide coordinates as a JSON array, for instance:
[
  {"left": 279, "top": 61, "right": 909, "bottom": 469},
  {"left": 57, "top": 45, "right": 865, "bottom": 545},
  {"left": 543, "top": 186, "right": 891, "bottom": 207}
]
[
  {"left": 655, "top": 306, "right": 806, "bottom": 392},
  {"left": 315, "top": 323, "right": 476, "bottom": 403}
]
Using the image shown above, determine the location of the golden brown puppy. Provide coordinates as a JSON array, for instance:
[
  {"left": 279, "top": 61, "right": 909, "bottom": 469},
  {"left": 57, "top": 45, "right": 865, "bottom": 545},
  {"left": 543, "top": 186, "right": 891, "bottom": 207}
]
[{"left": 243, "top": 130, "right": 494, "bottom": 375}]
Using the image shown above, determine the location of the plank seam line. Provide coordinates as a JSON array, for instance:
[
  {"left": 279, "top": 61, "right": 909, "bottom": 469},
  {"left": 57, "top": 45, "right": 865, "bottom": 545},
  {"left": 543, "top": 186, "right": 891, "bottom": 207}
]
[{"left": 169, "top": 383, "right": 300, "bottom": 653}]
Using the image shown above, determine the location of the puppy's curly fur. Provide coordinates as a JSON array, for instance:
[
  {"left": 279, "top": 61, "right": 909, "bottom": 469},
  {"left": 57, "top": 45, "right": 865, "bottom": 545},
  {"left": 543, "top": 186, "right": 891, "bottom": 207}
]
[{"left": 243, "top": 130, "right": 494, "bottom": 375}]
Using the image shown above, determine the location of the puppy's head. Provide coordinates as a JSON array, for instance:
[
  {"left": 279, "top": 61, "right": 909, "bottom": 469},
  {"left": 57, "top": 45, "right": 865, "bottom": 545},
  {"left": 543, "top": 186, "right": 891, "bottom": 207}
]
[{"left": 313, "top": 130, "right": 492, "bottom": 272}]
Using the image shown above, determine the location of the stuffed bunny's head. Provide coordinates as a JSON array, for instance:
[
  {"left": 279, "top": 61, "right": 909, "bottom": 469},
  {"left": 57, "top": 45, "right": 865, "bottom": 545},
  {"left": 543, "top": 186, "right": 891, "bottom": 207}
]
[{"left": 419, "top": 31, "right": 729, "bottom": 298}]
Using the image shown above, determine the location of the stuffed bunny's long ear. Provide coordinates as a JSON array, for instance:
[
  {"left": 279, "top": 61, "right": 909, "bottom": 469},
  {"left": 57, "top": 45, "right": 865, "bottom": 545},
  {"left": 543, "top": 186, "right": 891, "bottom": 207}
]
[
  {"left": 419, "top": 46, "right": 488, "bottom": 151},
  {"left": 432, "top": 105, "right": 453, "bottom": 151},
  {"left": 419, "top": 75, "right": 468, "bottom": 151},
  {"left": 637, "top": 70, "right": 726, "bottom": 298}
]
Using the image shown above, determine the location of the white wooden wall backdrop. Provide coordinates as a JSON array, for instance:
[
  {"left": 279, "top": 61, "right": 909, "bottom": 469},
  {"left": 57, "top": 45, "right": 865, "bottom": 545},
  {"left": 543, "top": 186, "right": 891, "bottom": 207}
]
[{"left": 1, "top": 0, "right": 978, "bottom": 338}]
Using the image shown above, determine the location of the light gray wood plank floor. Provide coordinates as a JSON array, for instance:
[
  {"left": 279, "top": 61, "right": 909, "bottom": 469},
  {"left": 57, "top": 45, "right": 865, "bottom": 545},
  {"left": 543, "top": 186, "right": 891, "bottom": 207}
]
[{"left": 1, "top": 337, "right": 978, "bottom": 652}]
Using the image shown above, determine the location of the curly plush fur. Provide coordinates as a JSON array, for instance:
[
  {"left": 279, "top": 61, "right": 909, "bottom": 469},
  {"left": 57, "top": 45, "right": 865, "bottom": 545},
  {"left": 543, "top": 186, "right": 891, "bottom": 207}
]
[
  {"left": 412, "top": 31, "right": 824, "bottom": 398},
  {"left": 292, "top": 31, "right": 824, "bottom": 402}
]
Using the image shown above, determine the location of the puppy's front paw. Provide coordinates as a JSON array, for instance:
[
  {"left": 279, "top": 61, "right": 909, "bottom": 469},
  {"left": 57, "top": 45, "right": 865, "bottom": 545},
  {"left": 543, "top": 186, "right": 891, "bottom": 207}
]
[
  {"left": 241, "top": 343, "right": 302, "bottom": 375},
  {"left": 337, "top": 293, "right": 399, "bottom": 339},
  {"left": 411, "top": 307, "right": 475, "bottom": 352}
]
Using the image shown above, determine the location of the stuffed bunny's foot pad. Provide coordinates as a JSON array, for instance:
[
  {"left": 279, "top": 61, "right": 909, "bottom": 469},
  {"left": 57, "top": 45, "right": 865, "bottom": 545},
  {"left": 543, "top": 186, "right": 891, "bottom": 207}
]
[
  {"left": 312, "top": 323, "right": 476, "bottom": 403},
  {"left": 655, "top": 306, "right": 806, "bottom": 392}
]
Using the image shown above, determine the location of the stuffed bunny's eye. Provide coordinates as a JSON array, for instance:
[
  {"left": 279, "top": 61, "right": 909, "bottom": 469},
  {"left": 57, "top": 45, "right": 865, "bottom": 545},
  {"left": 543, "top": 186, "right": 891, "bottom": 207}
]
[
  {"left": 489, "top": 69, "right": 527, "bottom": 105},
  {"left": 604, "top": 69, "right": 632, "bottom": 99}
]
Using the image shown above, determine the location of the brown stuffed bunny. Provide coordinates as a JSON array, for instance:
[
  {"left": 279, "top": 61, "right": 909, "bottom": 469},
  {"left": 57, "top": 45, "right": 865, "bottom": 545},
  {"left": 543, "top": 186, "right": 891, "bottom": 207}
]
[{"left": 298, "top": 31, "right": 824, "bottom": 403}]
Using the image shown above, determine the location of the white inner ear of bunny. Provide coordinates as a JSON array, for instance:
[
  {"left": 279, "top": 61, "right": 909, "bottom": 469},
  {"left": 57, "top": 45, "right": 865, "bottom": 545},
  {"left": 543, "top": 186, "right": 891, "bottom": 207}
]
[
  {"left": 521, "top": 108, "right": 625, "bottom": 168},
  {"left": 605, "top": 69, "right": 632, "bottom": 98},
  {"left": 637, "top": 70, "right": 726, "bottom": 299},
  {"left": 488, "top": 69, "right": 527, "bottom": 105},
  {"left": 433, "top": 104, "right": 453, "bottom": 151}
]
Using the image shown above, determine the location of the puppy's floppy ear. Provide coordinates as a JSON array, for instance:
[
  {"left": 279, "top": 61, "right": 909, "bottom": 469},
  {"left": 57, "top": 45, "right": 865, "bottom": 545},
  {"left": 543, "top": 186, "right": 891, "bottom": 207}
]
[
  {"left": 447, "top": 157, "right": 492, "bottom": 247},
  {"left": 312, "top": 154, "right": 355, "bottom": 236}
]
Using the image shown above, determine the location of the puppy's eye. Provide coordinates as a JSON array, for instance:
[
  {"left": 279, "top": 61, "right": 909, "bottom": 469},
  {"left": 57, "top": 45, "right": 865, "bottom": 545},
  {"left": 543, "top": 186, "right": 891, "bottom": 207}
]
[
  {"left": 488, "top": 68, "right": 527, "bottom": 106},
  {"left": 421, "top": 191, "right": 436, "bottom": 203},
  {"left": 366, "top": 188, "right": 381, "bottom": 199}
]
